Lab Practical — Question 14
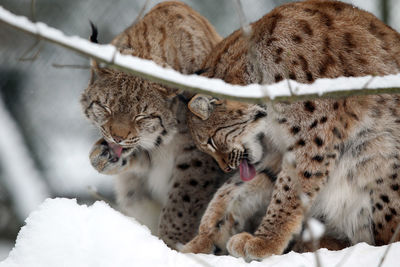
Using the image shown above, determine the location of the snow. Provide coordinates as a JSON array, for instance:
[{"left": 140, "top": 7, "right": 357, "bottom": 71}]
[
  {"left": 1, "top": 6, "right": 400, "bottom": 103},
  {"left": 1, "top": 198, "right": 399, "bottom": 267},
  {"left": 0, "top": 96, "right": 49, "bottom": 220}
]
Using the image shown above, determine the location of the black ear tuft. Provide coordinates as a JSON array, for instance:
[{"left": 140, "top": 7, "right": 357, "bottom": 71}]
[{"left": 89, "top": 21, "right": 98, "bottom": 43}]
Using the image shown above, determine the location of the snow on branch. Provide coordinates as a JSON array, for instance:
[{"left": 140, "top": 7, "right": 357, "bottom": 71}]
[{"left": 2, "top": 6, "right": 400, "bottom": 103}]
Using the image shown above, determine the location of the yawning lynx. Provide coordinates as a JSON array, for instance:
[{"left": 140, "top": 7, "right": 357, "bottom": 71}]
[
  {"left": 183, "top": 0, "right": 400, "bottom": 260},
  {"left": 81, "top": 1, "right": 226, "bottom": 248}
]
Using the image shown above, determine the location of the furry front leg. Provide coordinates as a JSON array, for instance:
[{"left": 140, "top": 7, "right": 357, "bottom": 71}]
[
  {"left": 227, "top": 152, "right": 331, "bottom": 260},
  {"left": 182, "top": 173, "right": 273, "bottom": 254},
  {"left": 180, "top": 182, "right": 236, "bottom": 254}
]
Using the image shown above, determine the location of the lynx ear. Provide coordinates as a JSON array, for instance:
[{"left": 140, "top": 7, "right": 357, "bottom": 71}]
[{"left": 188, "top": 94, "right": 218, "bottom": 120}]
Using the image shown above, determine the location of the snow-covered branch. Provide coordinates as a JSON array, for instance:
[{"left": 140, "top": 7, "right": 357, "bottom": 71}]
[{"left": 2, "top": 6, "right": 400, "bottom": 103}]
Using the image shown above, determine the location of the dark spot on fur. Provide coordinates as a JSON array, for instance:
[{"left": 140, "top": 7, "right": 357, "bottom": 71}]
[
  {"left": 344, "top": 32, "right": 356, "bottom": 49},
  {"left": 376, "top": 178, "right": 384, "bottom": 184},
  {"left": 254, "top": 111, "right": 267, "bottom": 121},
  {"left": 276, "top": 199, "right": 282, "bottom": 204},
  {"left": 289, "top": 72, "right": 297, "bottom": 80},
  {"left": 155, "top": 136, "right": 162, "bottom": 147},
  {"left": 192, "top": 160, "right": 202, "bottom": 167},
  {"left": 292, "top": 35, "right": 302, "bottom": 43},
  {"left": 385, "top": 214, "right": 393, "bottom": 222},
  {"left": 310, "top": 120, "right": 318, "bottom": 129},
  {"left": 283, "top": 185, "right": 290, "bottom": 191},
  {"left": 333, "top": 102, "right": 339, "bottom": 110},
  {"left": 304, "top": 171, "right": 312, "bottom": 178},
  {"left": 189, "top": 179, "right": 198, "bottom": 186},
  {"left": 278, "top": 118, "right": 287, "bottom": 124},
  {"left": 306, "top": 72, "right": 314, "bottom": 82},
  {"left": 203, "top": 181, "right": 211, "bottom": 188},
  {"left": 314, "top": 136, "right": 324, "bottom": 147},
  {"left": 235, "top": 181, "right": 244, "bottom": 186},
  {"left": 304, "top": 101, "right": 315, "bottom": 112},
  {"left": 332, "top": 127, "right": 342, "bottom": 139},
  {"left": 376, "top": 203, "right": 383, "bottom": 210},
  {"left": 380, "top": 194, "right": 390, "bottom": 203},
  {"left": 315, "top": 172, "right": 324, "bottom": 178},
  {"left": 391, "top": 173, "right": 398, "bottom": 179},
  {"left": 291, "top": 126, "right": 301, "bottom": 135},
  {"left": 390, "top": 208, "right": 397, "bottom": 215},
  {"left": 391, "top": 184, "right": 399, "bottom": 191},
  {"left": 297, "top": 139, "right": 306, "bottom": 146},
  {"left": 275, "top": 74, "right": 283, "bottom": 82},
  {"left": 173, "top": 182, "right": 180, "bottom": 188},
  {"left": 299, "top": 20, "right": 313, "bottom": 36},
  {"left": 320, "top": 117, "right": 328, "bottom": 123},
  {"left": 268, "top": 13, "right": 283, "bottom": 35},
  {"left": 177, "top": 212, "right": 183, "bottom": 217},
  {"left": 319, "top": 54, "right": 335, "bottom": 75},
  {"left": 177, "top": 163, "right": 190, "bottom": 170},
  {"left": 319, "top": 12, "right": 333, "bottom": 27},
  {"left": 312, "top": 155, "right": 324, "bottom": 162},
  {"left": 184, "top": 146, "right": 196, "bottom": 151},
  {"left": 266, "top": 37, "right": 278, "bottom": 46},
  {"left": 182, "top": 195, "right": 191, "bottom": 202},
  {"left": 122, "top": 159, "right": 127, "bottom": 166}
]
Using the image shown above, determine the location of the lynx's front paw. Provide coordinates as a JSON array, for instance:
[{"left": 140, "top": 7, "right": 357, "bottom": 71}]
[
  {"left": 89, "top": 139, "right": 130, "bottom": 175},
  {"left": 180, "top": 234, "right": 215, "bottom": 254},
  {"left": 227, "top": 233, "right": 280, "bottom": 261}
]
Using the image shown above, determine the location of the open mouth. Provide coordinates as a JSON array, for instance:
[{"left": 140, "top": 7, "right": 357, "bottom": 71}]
[{"left": 239, "top": 159, "right": 256, "bottom": 182}]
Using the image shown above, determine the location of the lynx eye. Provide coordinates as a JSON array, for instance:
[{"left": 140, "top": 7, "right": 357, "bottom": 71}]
[
  {"left": 207, "top": 137, "right": 217, "bottom": 152},
  {"left": 135, "top": 115, "right": 149, "bottom": 122}
]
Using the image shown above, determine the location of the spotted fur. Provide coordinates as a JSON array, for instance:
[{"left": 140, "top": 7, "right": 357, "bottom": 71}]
[
  {"left": 81, "top": 1, "right": 226, "bottom": 248},
  {"left": 184, "top": 0, "right": 400, "bottom": 260}
]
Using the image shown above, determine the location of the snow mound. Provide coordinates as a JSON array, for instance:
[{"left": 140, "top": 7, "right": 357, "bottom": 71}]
[{"left": 1, "top": 198, "right": 399, "bottom": 267}]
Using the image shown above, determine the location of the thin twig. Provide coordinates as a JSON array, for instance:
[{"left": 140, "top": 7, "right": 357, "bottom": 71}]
[
  {"left": 377, "top": 223, "right": 400, "bottom": 267},
  {"left": 18, "top": 0, "right": 41, "bottom": 61},
  {"left": 334, "top": 245, "right": 357, "bottom": 267},
  {"left": 52, "top": 63, "right": 90, "bottom": 69},
  {"left": 131, "top": 0, "right": 151, "bottom": 27},
  {"left": 18, "top": 38, "right": 42, "bottom": 61},
  {"left": 31, "top": 0, "right": 36, "bottom": 22}
]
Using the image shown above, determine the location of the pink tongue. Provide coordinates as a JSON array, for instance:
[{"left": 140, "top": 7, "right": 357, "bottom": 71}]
[
  {"left": 108, "top": 143, "right": 123, "bottom": 158},
  {"left": 239, "top": 159, "right": 256, "bottom": 181}
]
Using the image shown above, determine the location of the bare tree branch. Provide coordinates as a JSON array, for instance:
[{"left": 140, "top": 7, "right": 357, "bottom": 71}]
[{"left": 52, "top": 63, "right": 90, "bottom": 69}]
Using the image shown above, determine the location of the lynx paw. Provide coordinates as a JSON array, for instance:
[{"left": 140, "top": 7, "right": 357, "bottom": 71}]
[
  {"left": 89, "top": 139, "right": 129, "bottom": 174},
  {"left": 227, "top": 233, "right": 279, "bottom": 261},
  {"left": 180, "top": 234, "right": 215, "bottom": 254}
]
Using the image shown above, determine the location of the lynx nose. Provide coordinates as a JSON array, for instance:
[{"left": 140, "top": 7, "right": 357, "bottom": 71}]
[{"left": 112, "top": 135, "right": 124, "bottom": 144}]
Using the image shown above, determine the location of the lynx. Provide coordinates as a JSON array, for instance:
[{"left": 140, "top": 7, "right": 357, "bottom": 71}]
[
  {"left": 183, "top": 0, "right": 400, "bottom": 260},
  {"left": 80, "top": 1, "right": 226, "bottom": 248}
]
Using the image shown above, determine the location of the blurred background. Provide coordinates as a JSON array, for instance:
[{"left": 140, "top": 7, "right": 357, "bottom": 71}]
[{"left": 0, "top": 0, "right": 397, "bottom": 260}]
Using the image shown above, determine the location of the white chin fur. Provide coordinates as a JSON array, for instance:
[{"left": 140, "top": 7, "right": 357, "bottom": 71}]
[{"left": 242, "top": 120, "right": 268, "bottom": 164}]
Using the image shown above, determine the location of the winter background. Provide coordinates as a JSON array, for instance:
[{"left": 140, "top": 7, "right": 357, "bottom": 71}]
[{"left": 0, "top": 0, "right": 399, "bottom": 266}]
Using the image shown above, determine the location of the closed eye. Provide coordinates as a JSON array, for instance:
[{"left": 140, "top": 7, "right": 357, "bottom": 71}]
[
  {"left": 207, "top": 137, "right": 217, "bottom": 151},
  {"left": 135, "top": 115, "right": 150, "bottom": 122}
]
